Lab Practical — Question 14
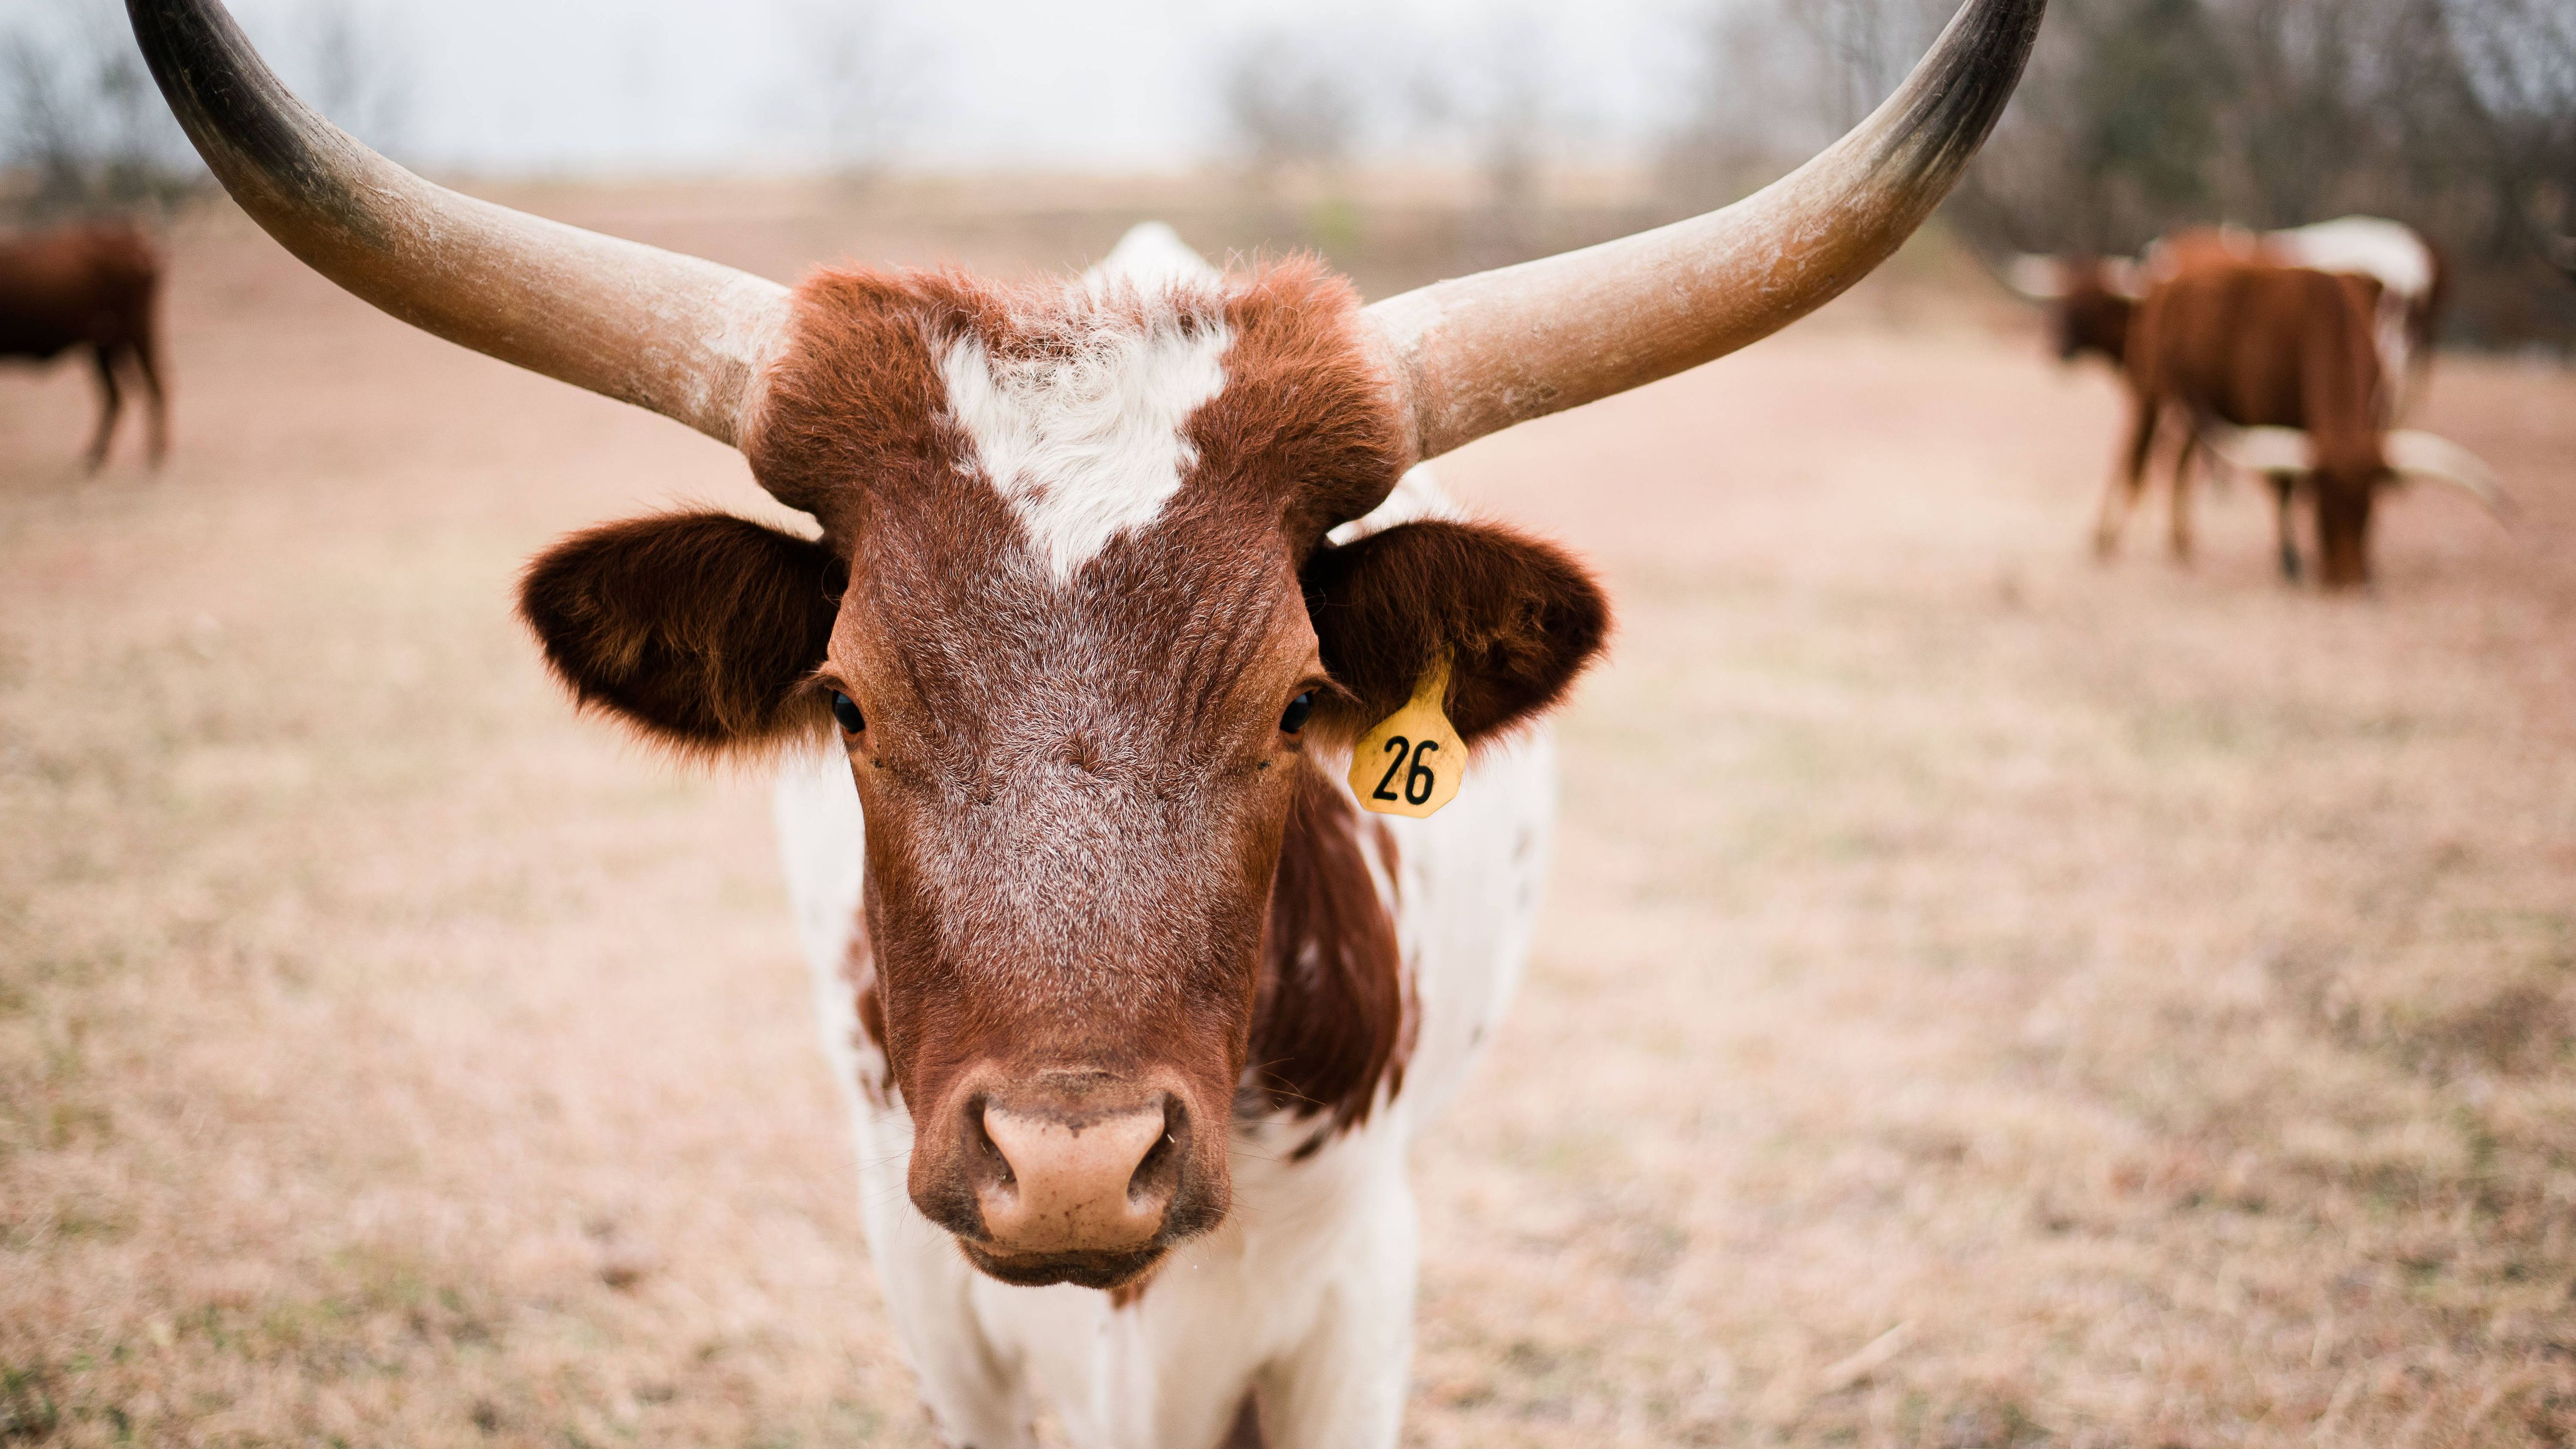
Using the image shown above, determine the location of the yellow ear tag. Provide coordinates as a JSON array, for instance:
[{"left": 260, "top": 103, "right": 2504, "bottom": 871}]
[{"left": 1349, "top": 656, "right": 1464, "bottom": 819}]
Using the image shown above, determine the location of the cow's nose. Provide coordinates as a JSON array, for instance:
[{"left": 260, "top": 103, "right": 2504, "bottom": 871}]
[{"left": 973, "top": 1096, "right": 1181, "bottom": 1254}]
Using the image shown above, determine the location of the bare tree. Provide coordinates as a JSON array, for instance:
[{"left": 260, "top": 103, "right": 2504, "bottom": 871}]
[
  {"left": 1222, "top": 27, "right": 1371, "bottom": 190},
  {"left": 1659, "top": 1, "right": 1839, "bottom": 209},
  {"left": 1, "top": 6, "right": 198, "bottom": 219},
  {"left": 295, "top": 0, "right": 413, "bottom": 158},
  {"left": 1652, "top": 0, "right": 2576, "bottom": 342},
  {"left": 1788, "top": 0, "right": 1946, "bottom": 132},
  {"left": 786, "top": 0, "right": 927, "bottom": 182},
  {"left": 1403, "top": 6, "right": 1572, "bottom": 234}
]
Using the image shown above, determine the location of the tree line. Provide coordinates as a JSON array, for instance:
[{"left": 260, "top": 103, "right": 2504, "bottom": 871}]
[
  {"left": 11, "top": 0, "right": 2572, "bottom": 345},
  {"left": 1662, "top": 0, "right": 2576, "bottom": 344}
]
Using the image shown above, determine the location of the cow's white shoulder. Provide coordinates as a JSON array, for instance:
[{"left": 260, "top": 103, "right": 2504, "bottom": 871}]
[
  {"left": 2273, "top": 217, "right": 2436, "bottom": 303},
  {"left": 1091, "top": 221, "right": 1222, "bottom": 288}
]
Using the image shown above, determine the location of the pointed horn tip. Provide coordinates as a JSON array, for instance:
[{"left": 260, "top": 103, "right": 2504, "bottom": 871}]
[{"left": 1363, "top": 0, "right": 2048, "bottom": 462}]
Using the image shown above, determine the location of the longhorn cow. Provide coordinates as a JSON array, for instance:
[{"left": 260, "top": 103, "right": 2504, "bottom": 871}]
[
  {"left": 126, "top": 0, "right": 2044, "bottom": 1443},
  {"left": 2009, "top": 220, "right": 2495, "bottom": 579},
  {"left": 0, "top": 221, "right": 170, "bottom": 470},
  {"left": 2012, "top": 217, "right": 2449, "bottom": 392},
  {"left": 2146, "top": 259, "right": 2507, "bottom": 588}
]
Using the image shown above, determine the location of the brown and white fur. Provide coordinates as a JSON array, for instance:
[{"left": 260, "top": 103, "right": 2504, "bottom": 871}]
[{"left": 760, "top": 227, "right": 1585, "bottom": 1448}]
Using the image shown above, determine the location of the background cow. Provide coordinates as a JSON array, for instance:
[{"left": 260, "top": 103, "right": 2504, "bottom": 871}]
[
  {"left": 0, "top": 221, "right": 170, "bottom": 471},
  {"left": 2130, "top": 258, "right": 2504, "bottom": 588},
  {"left": 2009, "top": 219, "right": 2472, "bottom": 576},
  {"left": 126, "top": 0, "right": 2043, "bottom": 1444}
]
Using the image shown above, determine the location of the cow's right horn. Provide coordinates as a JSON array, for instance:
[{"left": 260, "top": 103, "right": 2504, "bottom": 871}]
[
  {"left": 2202, "top": 422, "right": 2514, "bottom": 526},
  {"left": 2386, "top": 431, "right": 2515, "bottom": 524},
  {"left": 127, "top": 0, "right": 790, "bottom": 449},
  {"left": 1362, "top": 0, "right": 2047, "bottom": 468}
]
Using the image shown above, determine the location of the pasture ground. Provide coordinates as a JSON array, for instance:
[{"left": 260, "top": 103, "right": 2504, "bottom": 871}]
[{"left": 3, "top": 183, "right": 2573, "bottom": 1448}]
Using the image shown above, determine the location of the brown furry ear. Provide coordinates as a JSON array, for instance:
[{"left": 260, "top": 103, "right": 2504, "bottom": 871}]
[
  {"left": 1302, "top": 520, "right": 1609, "bottom": 743},
  {"left": 518, "top": 512, "right": 843, "bottom": 753}
]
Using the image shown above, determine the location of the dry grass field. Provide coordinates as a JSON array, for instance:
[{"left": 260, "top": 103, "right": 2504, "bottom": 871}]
[{"left": 4, "top": 183, "right": 2573, "bottom": 1448}]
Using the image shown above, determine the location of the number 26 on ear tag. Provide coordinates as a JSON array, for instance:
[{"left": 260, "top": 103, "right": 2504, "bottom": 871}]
[{"left": 1349, "top": 655, "right": 1464, "bottom": 819}]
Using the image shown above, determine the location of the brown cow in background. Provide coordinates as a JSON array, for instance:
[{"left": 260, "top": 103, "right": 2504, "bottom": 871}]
[
  {"left": 2010, "top": 219, "right": 2496, "bottom": 585},
  {"left": 2128, "top": 259, "right": 2503, "bottom": 588},
  {"left": 1, "top": 222, "right": 171, "bottom": 471}
]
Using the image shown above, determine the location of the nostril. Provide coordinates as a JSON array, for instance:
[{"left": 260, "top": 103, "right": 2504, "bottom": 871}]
[
  {"left": 1126, "top": 1095, "right": 1188, "bottom": 1205},
  {"left": 961, "top": 1093, "right": 1012, "bottom": 1190}
]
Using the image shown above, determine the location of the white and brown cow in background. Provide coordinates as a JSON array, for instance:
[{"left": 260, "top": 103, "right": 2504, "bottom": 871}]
[
  {"left": 2013, "top": 216, "right": 2450, "bottom": 414},
  {"left": 127, "top": 0, "right": 2045, "bottom": 1443}
]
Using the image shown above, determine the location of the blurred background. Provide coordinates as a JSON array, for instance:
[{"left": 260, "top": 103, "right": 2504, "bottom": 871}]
[
  {"left": 4, "top": 2, "right": 2573, "bottom": 1447},
  {"left": 9, "top": 0, "right": 2576, "bottom": 338}
]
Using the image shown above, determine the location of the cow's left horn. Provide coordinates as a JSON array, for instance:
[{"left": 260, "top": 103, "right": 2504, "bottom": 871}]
[
  {"left": 1362, "top": 0, "right": 2046, "bottom": 465},
  {"left": 2202, "top": 422, "right": 2514, "bottom": 527},
  {"left": 2387, "top": 431, "right": 2515, "bottom": 524},
  {"left": 127, "top": 0, "right": 790, "bottom": 448}
]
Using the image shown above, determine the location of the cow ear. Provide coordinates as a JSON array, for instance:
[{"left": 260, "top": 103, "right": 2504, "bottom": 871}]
[
  {"left": 518, "top": 511, "right": 843, "bottom": 755},
  {"left": 1302, "top": 520, "right": 1610, "bottom": 744}
]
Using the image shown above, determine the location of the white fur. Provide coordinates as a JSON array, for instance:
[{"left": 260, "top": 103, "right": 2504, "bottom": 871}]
[
  {"left": 1093, "top": 222, "right": 1222, "bottom": 289},
  {"left": 937, "top": 230, "right": 1232, "bottom": 588},
  {"left": 2270, "top": 217, "right": 2436, "bottom": 304},
  {"left": 2269, "top": 217, "right": 2437, "bottom": 415},
  {"left": 774, "top": 465, "right": 1557, "bottom": 1449}
]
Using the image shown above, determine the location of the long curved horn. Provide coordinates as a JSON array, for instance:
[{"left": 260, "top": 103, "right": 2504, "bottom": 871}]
[
  {"left": 1363, "top": 0, "right": 2046, "bottom": 465},
  {"left": 2201, "top": 422, "right": 2514, "bottom": 527},
  {"left": 127, "top": 0, "right": 790, "bottom": 447},
  {"left": 2387, "top": 430, "right": 2514, "bottom": 524}
]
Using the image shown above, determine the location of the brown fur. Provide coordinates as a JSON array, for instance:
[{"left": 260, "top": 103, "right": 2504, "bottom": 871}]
[
  {"left": 516, "top": 513, "right": 843, "bottom": 754},
  {"left": 1250, "top": 763, "right": 1409, "bottom": 1131},
  {"left": 2128, "top": 263, "right": 2393, "bottom": 588},
  {"left": 0, "top": 223, "right": 170, "bottom": 469},
  {"left": 1302, "top": 519, "right": 1613, "bottom": 744},
  {"left": 2058, "top": 227, "right": 2451, "bottom": 587},
  {"left": 2046, "top": 258, "right": 2136, "bottom": 367}
]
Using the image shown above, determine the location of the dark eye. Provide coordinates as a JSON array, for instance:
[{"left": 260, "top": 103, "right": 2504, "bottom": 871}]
[
  {"left": 1279, "top": 691, "right": 1314, "bottom": 735},
  {"left": 830, "top": 691, "right": 866, "bottom": 735}
]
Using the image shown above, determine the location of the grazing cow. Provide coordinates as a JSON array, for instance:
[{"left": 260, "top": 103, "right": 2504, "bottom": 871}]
[
  {"left": 2128, "top": 258, "right": 2504, "bottom": 588},
  {"left": 127, "top": 0, "right": 2043, "bottom": 1443},
  {"left": 2009, "top": 219, "right": 2458, "bottom": 570},
  {"left": 0, "top": 222, "right": 170, "bottom": 470},
  {"left": 2015, "top": 217, "right": 2447, "bottom": 388}
]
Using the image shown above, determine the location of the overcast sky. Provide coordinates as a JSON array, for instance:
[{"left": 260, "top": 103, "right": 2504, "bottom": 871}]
[{"left": 192, "top": 0, "right": 1730, "bottom": 175}]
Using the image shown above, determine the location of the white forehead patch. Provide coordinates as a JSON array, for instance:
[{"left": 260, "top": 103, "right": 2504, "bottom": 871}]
[
  {"left": 936, "top": 278, "right": 1232, "bottom": 588},
  {"left": 1090, "top": 221, "right": 1222, "bottom": 289}
]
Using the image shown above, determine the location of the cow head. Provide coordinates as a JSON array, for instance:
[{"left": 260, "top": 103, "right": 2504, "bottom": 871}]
[
  {"left": 130, "top": 0, "right": 2046, "bottom": 1285},
  {"left": 2008, "top": 254, "right": 2142, "bottom": 364},
  {"left": 517, "top": 258, "right": 1610, "bottom": 1285}
]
